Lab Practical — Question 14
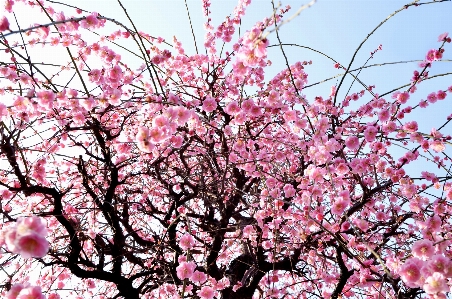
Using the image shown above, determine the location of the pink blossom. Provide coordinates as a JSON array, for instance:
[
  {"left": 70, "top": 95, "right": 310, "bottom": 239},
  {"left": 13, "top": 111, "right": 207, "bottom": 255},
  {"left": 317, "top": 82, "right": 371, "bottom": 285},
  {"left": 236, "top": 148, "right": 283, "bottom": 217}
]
[
  {"left": 424, "top": 272, "right": 448, "bottom": 294},
  {"left": 426, "top": 49, "right": 440, "bottom": 62},
  {"left": 149, "top": 127, "right": 166, "bottom": 143},
  {"left": 331, "top": 198, "right": 349, "bottom": 215},
  {"left": 6, "top": 283, "right": 24, "bottom": 299},
  {"left": 136, "top": 127, "right": 154, "bottom": 153},
  {"left": 427, "top": 255, "right": 450, "bottom": 274},
  {"left": 16, "top": 286, "right": 46, "bottom": 299},
  {"left": 4, "top": 0, "right": 14, "bottom": 13},
  {"left": 427, "top": 92, "right": 438, "bottom": 103},
  {"left": 339, "top": 190, "right": 350, "bottom": 200},
  {"left": 171, "top": 135, "right": 184, "bottom": 148},
  {"left": 175, "top": 107, "right": 191, "bottom": 124},
  {"left": 353, "top": 218, "right": 369, "bottom": 231},
  {"left": 412, "top": 240, "right": 434, "bottom": 260},
  {"left": 430, "top": 140, "right": 445, "bottom": 153},
  {"left": 283, "top": 184, "right": 296, "bottom": 197},
  {"left": 107, "top": 65, "right": 123, "bottom": 83},
  {"left": 153, "top": 115, "right": 169, "bottom": 128},
  {"left": 80, "top": 13, "right": 99, "bottom": 29},
  {"left": 197, "top": 286, "right": 215, "bottom": 299},
  {"left": 364, "top": 126, "right": 378, "bottom": 142},
  {"left": 383, "top": 121, "right": 397, "bottom": 133},
  {"left": 265, "top": 177, "right": 277, "bottom": 188},
  {"left": 136, "top": 127, "right": 149, "bottom": 143},
  {"left": 87, "top": 279, "right": 96, "bottom": 289},
  {"left": 4, "top": 217, "right": 50, "bottom": 259},
  {"left": 335, "top": 163, "right": 349, "bottom": 176},
  {"left": 254, "top": 38, "right": 269, "bottom": 58},
  {"left": 36, "top": 90, "right": 55, "bottom": 108},
  {"left": 241, "top": 99, "right": 254, "bottom": 112},
  {"left": 284, "top": 110, "right": 297, "bottom": 122},
  {"left": 0, "top": 16, "right": 10, "bottom": 32},
  {"left": 345, "top": 136, "right": 360, "bottom": 150},
  {"left": 249, "top": 105, "right": 262, "bottom": 117},
  {"left": 403, "top": 121, "right": 418, "bottom": 133},
  {"left": 16, "top": 233, "right": 49, "bottom": 258},
  {"left": 396, "top": 92, "right": 410, "bottom": 104},
  {"left": 190, "top": 270, "right": 207, "bottom": 284},
  {"left": 399, "top": 258, "right": 423, "bottom": 285},
  {"left": 17, "top": 216, "right": 47, "bottom": 237},
  {"left": 0, "top": 103, "right": 7, "bottom": 119},
  {"left": 225, "top": 101, "right": 240, "bottom": 115},
  {"left": 202, "top": 96, "right": 217, "bottom": 112},
  {"left": 378, "top": 109, "right": 390, "bottom": 122},
  {"left": 176, "top": 261, "right": 196, "bottom": 280},
  {"left": 437, "top": 90, "right": 447, "bottom": 100},
  {"left": 179, "top": 234, "right": 195, "bottom": 251},
  {"left": 438, "top": 32, "right": 449, "bottom": 42}
]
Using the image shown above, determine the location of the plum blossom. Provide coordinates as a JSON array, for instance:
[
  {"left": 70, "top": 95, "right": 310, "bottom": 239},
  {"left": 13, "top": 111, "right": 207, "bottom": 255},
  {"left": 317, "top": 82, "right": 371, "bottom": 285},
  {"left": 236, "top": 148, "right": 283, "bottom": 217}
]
[
  {"left": 6, "top": 284, "right": 46, "bottom": 299},
  {"left": 399, "top": 258, "right": 423, "bottom": 286},
  {"left": 345, "top": 136, "right": 360, "bottom": 150},
  {"left": 179, "top": 234, "right": 195, "bottom": 251},
  {"left": 437, "top": 90, "right": 447, "bottom": 100},
  {"left": 396, "top": 91, "right": 410, "bottom": 104},
  {"left": 412, "top": 240, "right": 434, "bottom": 260},
  {"left": 135, "top": 127, "right": 154, "bottom": 153},
  {"left": 176, "top": 261, "right": 196, "bottom": 280},
  {"left": 6, "top": 283, "right": 25, "bottom": 299},
  {"left": 202, "top": 96, "right": 217, "bottom": 112},
  {"left": 3, "top": 216, "right": 49, "bottom": 258},
  {"left": 236, "top": 25, "right": 269, "bottom": 67},
  {"left": 364, "top": 125, "right": 378, "bottom": 142},
  {"left": 438, "top": 32, "right": 449, "bottom": 42},
  {"left": 190, "top": 270, "right": 207, "bottom": 284},
  {"left": 16, "top": 286, "right": 46, "bottom": 299},
  {"left": 283, "top": 184, "right": 296, "bottom": 197},
  {"left": 425, "top": 49, "right": 443, "bottom": 62},
  {"left": 335, "top": 163, "right": 349, "bottom": 176},
  {"left": 424, "top": 272, "right": 448, "bottom": 294},
  {"left": 225, "top": 101, "right": 241, "bottom": 115},
  {"left": 427, "top": 255, "right": 450, "bottom": 274},
  {"left": 331, "top": 198, "right": 349, "bottom": 216},
  {"left": 174, "top": 107, "right": 192, "bottom": 124},
  {"left": 0, "top": 16, "right": 9, "bottom": 32},
  {"left": 36, "top": 90, "right": 55, "bottom": 108},
  {"left": 430, "top": 140, "right": 445, "bottom": 153},
  {"left": 80, "top": 13, "right": 100, "bottom": 29},
  {"left": 0, "top": 103, "right": 7, "bottom": 119},
  {"left": 197, "top": 286, "right": 215, "bottom": 299},
  {"left": 403, "top": 121, "right": 418, "bottom": 133}
]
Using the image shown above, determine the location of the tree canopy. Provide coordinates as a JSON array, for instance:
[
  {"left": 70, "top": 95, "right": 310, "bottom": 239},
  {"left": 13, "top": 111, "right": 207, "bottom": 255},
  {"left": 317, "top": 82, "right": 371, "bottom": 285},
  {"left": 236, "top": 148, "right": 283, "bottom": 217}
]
[{"left": 0, "top": 0, "right": 452, "bottom": 298}]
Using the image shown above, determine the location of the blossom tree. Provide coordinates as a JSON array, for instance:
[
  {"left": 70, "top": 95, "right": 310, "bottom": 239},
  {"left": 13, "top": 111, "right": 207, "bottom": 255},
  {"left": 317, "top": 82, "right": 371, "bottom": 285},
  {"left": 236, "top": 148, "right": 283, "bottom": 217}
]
[{"left": 0, "top": 0, "right": 452, "bottom": 298}]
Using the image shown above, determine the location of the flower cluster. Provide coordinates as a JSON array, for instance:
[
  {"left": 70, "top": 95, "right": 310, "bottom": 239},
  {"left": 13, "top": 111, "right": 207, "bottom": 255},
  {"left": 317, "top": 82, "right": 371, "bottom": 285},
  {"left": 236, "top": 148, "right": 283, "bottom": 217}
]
[
  {"left": 400, "top": 249, "right": 452, "bottom": 297},
  {"left": 2, "top": 216, "right": 49, "bottom": 259},
  {"left": 6, "top": 283, "right": 46, "bottom": 299},
  {"left": 235, "top": 25, "right": 269, "bottom": 68}
]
